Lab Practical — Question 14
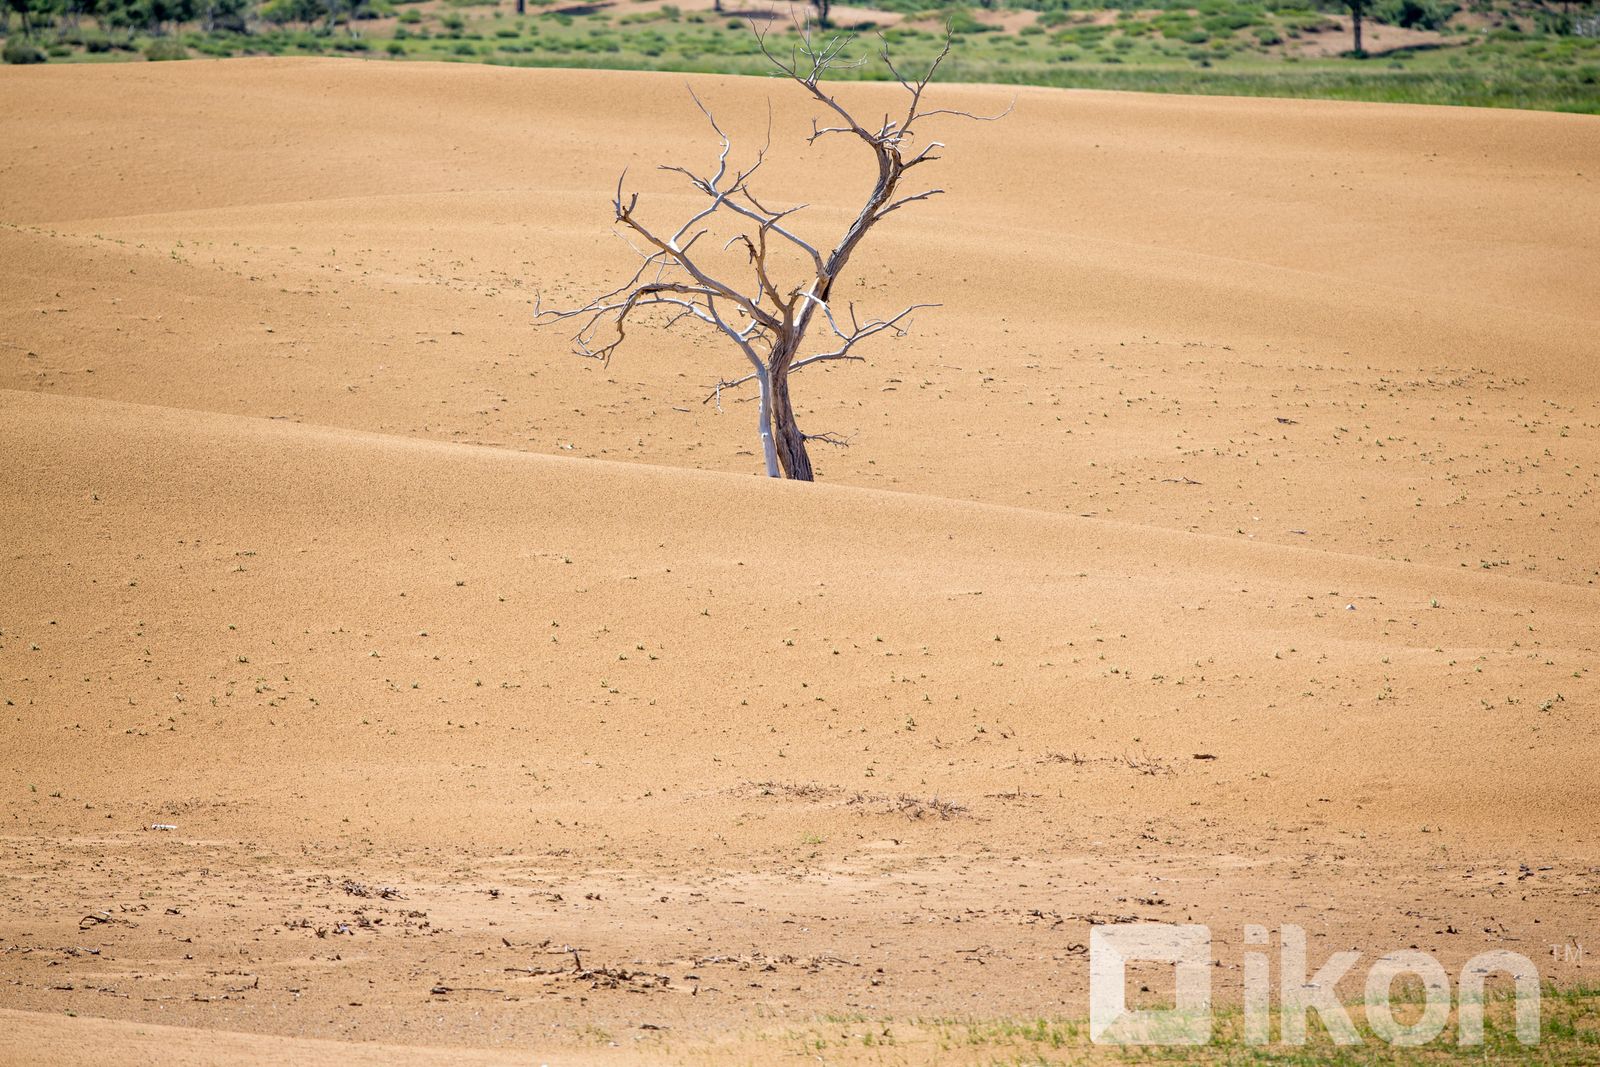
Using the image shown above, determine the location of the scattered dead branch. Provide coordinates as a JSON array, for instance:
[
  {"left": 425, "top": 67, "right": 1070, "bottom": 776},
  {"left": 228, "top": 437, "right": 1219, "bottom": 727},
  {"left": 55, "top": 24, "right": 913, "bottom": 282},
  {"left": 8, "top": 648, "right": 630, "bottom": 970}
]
[
  {"left": 690, "top": 951, "right": 855, "bottom": 972},
  {"left": 848, "top": 790, "right": 969, "bottom": 819},
  {"left": 747, "top": 779, "right": 838, "bottom": 799},
  {"left": 1040, "top": 750, "right": 1178, "bottom": 776},
  {"left": 504, "top": 946, "right": 675, "bottom": 993}
]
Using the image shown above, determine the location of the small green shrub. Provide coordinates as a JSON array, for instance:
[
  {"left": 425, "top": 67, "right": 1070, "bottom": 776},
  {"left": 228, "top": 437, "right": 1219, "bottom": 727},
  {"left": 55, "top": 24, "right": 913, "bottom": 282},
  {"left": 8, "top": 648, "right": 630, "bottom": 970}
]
[
  {"left": 144, "top": 37, "right": 190, "bottom": 60},
  {"left": 1201, "top": 10, "right": 1254, "bottom": 32},
  {"left": 946, "top": 8, "right": 995, "bottom": 34},
  {"left": 3, "top": 38, "right": 47, "bottom": 64}
]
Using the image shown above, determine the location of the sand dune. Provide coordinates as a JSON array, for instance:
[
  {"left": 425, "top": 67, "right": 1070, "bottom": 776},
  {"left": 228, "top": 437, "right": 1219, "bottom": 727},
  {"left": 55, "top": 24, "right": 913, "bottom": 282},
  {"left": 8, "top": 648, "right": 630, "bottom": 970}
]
[
  {"left": 3, "top": 61, "right": 1597, "bottom": 588},
  {"left": 1, "top": 58, "right": 1597, "bottom": 1063},
  {"left": 3, "top": 385, "right": 1596, "bottom": 842}
]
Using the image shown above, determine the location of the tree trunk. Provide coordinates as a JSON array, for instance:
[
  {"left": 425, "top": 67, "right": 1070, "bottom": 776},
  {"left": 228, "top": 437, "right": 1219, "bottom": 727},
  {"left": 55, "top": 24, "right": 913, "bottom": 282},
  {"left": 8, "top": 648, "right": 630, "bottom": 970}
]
[
  {"left": 768, "top": 368, "right": 814, "bottom": 481},
  {"left": 754, "top": 368, "right": 779, "bottom": 478}
]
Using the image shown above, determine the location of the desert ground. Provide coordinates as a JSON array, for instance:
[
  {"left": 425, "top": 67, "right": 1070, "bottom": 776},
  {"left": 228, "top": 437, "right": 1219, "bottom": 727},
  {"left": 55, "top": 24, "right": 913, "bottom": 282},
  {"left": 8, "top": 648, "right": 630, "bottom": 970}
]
[{"left": 1, "top": 57, "right": 1598, "bottom": 1063}]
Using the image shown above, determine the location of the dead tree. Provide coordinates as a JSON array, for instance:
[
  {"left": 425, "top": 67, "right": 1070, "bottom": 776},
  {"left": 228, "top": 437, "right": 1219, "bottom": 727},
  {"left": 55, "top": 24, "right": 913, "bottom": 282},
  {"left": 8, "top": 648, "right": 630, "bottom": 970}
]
[{"left": 539, "top": 25, "right": 1005, "bottom": 480}]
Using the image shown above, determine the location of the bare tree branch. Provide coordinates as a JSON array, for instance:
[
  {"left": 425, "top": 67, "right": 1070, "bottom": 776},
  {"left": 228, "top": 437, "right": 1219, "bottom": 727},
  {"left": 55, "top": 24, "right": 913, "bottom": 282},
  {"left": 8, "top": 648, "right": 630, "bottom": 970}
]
[{"left": 803, "top": 430, "right": 854, "bottom": 448}]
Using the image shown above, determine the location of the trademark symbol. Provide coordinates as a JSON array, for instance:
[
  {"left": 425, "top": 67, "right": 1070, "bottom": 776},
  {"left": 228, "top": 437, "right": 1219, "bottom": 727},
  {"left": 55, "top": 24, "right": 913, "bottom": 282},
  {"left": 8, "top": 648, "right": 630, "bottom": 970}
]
[{"left": 1550, "top": 942, "right": 1583, "bottom": 964}]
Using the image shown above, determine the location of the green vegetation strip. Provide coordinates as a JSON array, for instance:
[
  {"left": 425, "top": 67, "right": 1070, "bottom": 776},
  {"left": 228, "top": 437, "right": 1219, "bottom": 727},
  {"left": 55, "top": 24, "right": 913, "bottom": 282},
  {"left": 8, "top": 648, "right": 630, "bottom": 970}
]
[{"left": 5, "top": 0, "right": 1598, "bottom": 115}]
